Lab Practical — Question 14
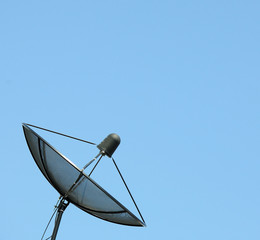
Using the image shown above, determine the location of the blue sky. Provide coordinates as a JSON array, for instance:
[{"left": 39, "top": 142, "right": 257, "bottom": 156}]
[{"left": 1, "top": 1, "right": 260, "bottom": 239}]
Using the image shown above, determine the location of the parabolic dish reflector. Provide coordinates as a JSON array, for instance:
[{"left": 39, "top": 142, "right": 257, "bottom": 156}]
[{"left": 23, "top": 124, "right": 145, "bottom": 227}]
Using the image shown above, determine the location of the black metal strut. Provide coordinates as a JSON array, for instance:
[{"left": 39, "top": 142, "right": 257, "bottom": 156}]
[{"left": 51, "top": 198, "right": 69, "bottom": 240}]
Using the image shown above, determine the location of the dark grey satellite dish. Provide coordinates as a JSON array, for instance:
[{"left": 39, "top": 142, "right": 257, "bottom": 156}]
[{"left": 22, "top": 123, "right": 145, "bottom": 240}]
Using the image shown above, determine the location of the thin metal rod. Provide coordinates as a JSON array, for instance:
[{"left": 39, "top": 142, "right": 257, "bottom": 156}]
[
  {"left": 82, "top": 152, "right": 102, "bottom": 170},
  {"left": 41, "top": 205, "right": 59, "bottom": 240},
  {"left": 63, "top": 152, "right": 103, "bottom": 199},
  {"left": 89, "top": 153, "right": 103, "bottom": 177},
  {"left": 51, "top": 199, "right": 69, "bottom": 240},
  {"left": 41, "top": 197, "right": 63, "bottom": 240},
  {"left": 23, "top": 123, "right": 96, "bottom": 145},
  {"left": 62, "top": 154, "right": 103, "bottom": 197},
  {"left": 112, "top": 158, "right": 146, "bottom": 224}
]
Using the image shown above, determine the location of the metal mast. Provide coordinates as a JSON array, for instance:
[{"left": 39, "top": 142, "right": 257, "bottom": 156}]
[{"left": 51, "top": 199, "right": 69, "bottom": 240}]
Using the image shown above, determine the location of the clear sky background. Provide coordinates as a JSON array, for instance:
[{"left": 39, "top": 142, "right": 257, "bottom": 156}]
[{"left": 1, "top": 1, "right": 260, "bottom": 239}]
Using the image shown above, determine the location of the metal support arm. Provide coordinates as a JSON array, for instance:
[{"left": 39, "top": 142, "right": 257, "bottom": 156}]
[{"left": 51, "top": 199, "right": 69, "bottom": 240}]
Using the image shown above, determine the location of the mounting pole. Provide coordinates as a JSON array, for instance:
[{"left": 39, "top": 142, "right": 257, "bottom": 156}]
[{"left": 51, "top": 199, "right": 69, "bottom": 240}]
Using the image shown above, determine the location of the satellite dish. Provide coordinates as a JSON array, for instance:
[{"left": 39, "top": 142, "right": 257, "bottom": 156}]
[{"left": 22, "top": 123, "right": 145, "bottom": 240}]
